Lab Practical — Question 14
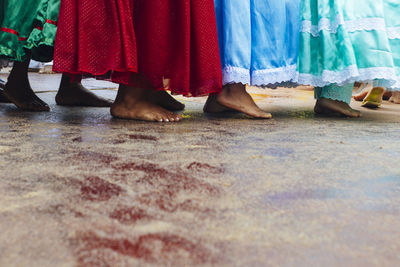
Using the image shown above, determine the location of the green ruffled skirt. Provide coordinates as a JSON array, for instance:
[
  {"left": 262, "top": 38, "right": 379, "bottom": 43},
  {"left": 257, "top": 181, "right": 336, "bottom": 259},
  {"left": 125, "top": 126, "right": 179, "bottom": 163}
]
[
  {"left": 0, "top": 0, "right": 59, "bottom": 62},
  {"left": 298, "top": 0, "right": 400, "bottom": 91}
]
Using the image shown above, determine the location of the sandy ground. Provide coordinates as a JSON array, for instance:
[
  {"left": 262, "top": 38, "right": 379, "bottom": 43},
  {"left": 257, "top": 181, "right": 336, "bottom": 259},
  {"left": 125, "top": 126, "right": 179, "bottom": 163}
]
[{"left": 1, "top": 73, "right": 400, "bottom": 266}]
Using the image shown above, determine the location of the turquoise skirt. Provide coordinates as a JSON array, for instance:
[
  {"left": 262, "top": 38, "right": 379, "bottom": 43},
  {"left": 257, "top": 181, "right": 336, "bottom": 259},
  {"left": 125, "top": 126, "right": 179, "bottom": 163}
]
[{"left": 298, "top": 0, "right": 400, "bottom": 90}]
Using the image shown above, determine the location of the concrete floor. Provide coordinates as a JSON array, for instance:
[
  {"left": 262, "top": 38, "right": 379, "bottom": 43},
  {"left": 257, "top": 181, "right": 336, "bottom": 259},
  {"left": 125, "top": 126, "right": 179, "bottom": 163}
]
[{"left": 1, "top": 73, "right": 400, "bottom": 266}]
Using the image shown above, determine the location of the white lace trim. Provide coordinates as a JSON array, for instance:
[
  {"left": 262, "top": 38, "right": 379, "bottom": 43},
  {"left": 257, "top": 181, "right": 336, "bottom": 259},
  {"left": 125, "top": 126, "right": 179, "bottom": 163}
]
[
  {"left": 222, "top": 65, "right": 298, "bottom": 86},
  {"left": 297, "top": 65, "right": 399, "bottom": 88},
  {"left": 224, "top": 64, "right": 400, "bottom": 90},
  {"left": 222, "top": 66, "right": 250, "bottom": 85},
  {"left": 387, "top": 27, "right": 400, "bottom": 39},
  {"left": 252, "top": 64, "right": 298, "bottom": 86},
  {"left": 301, "top": 15, "right": 394, "bottom": 37},
  {"left": 392, "top": 78, "right": 400, "bottom": 90}
]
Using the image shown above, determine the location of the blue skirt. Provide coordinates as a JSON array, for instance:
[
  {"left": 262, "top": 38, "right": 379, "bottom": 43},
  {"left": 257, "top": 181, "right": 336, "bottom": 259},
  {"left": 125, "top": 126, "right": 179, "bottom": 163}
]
[{"left": 215, "top": 0, "right": 300, "bottom": 86}]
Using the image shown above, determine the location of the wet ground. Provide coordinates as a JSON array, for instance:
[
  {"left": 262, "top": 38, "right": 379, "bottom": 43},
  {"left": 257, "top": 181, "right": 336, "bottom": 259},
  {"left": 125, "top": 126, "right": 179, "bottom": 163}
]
[{"left": 1, "top": 73, "right": 400, "bottom": 266}]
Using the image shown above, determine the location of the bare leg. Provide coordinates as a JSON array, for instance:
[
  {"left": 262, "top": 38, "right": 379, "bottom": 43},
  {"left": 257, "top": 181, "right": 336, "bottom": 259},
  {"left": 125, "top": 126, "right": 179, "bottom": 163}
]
[
  {"left": 204, "top": 83, "right": 272, "bottom": 119},
  {"left": 3, "top": 58, "right": 50, "bottom": 111},
  {"left": 353, "top": 82, "right": 373, "bottom": 101},
  {"left": 55, "top": 74, "right": 113, "bottom": 107}
]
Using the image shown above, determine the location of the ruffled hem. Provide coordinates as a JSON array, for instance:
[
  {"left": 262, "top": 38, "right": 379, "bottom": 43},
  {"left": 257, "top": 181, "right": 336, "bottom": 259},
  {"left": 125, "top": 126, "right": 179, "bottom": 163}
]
[
  {"left": 252, "top": 65, "right": 298, "bottom": 86},
  {"left": 25, "top": 22, "right": 57, "bottom": 62},
  {"left": 297, "top": 65, "right": 399, "bottom": 88},
  {"left": 0, "top": 44, "right": 25, "bottom": 62},
  {"left": 391, "top": 78, "right": 400, "bottom": 90},
  {"left": 222, "top": 66, "right": 250, "bottom": 85},
  {"left": 387, "top": 27, "right": 400, "bottom": 39},
  {"left": 0, "top": 28, "right": 28, "bottom": 61},
  {"left": 301, "top": 15, "right": 400, "bottom": 40},
  {"left": 222, "top": 65, "right": 298, "bottom": 87},
  {"left": 316, "top": 93, "right": 353, "bottom": 104},
  {"left": 301, "top": 15, "right": 386, "bottom": 37},
  {"left": 314, "top": 83, "right": 354, "bottom": 104},
  {"left": 0, "top": 20, "right": 57, "bottom": 62}
]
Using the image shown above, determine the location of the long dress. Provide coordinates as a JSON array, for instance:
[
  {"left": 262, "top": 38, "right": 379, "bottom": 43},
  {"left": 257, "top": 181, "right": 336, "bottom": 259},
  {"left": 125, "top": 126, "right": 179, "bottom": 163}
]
[
  {"left": 214, "top": 0, "right": 301, "bottom": 87},
  {"left": 384, "top": 0, "right": 400, "bottom": 90},
  {"left": 298, "top": 0, "right": 400, "bottom": 103},
  {"left": 0, "top": 0, "right": 59, "bottom": 62},
  {"left": 53, "top": 0, "right": 223, "bottom": 97}
]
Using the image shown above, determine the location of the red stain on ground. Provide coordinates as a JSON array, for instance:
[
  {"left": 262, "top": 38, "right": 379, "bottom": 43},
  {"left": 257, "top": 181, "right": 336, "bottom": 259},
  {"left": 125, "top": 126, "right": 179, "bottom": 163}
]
[
  {"left": 112, "top": 139, "right": 126, "bottom": 144},
  {"left": 177, "top": 199, "right": 214, "bottom": 214},
  {"left": 113, "top": 162, "right": 167, "bottom": 177},
  {"left": 76, "top": 232, "right": 213, "bottom": 266},
  {"left": 46, "top": 204, "right": 84, "bottom": 218},
  {"left": 137, "top": 193, "right": 214, "bottom": 214},
  {"left": 58, "top": 161, "right": 223, "bottom": 265},
  {"left": 109, "top": 172, "right": 129, "bottom": 183},
  {"left": 80, "top": 176, "right": 123, "bottom": 201},
  {"left": 109, "top": 162, "right": 222, "bottom": 214},
  {"left": 70, "top": 151, "right": 118, "bottom": 166},
  {"left": 187, "top": 162, "right": 224, "bottom": 174},
  {"left": 109, "top": 207, "right": 152, "bottom": 224},
  {"left": 127, "top": 134, "right": 158, "bottom": 141},
  {"left": 136, "top": 192, "right": 178, "bottom": 212},
  {"left": 112, "top": 162, "right": 220, "bottom": 196},
  {"left": 72, "top": 136, "right": 83, "bottom": 142}
]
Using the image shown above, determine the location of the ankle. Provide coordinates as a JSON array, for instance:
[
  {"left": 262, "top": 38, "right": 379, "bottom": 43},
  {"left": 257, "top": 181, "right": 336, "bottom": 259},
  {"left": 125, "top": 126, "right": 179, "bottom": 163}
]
[
  {"left": 4, "top": 78, "right": 30, "bottom": 91},
  {"left": 116, "top": 85, "right": 147, "bottom": 104},
  {"left": 228, "top": 83, "right": 246, "bottom": 92}
]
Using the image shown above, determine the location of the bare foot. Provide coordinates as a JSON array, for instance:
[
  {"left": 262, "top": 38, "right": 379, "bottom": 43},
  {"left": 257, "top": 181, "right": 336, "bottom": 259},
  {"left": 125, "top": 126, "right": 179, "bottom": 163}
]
[
  {"left": 3, "top": 82, "right": 50, "bottom": 111},
  {"left": 361, "top": 87, "right": 385, "bottom": 109},
  {"left": 203, "top": 93, "right": 235, "bottom": 113},
  {"left": 56, "top": 74, "right": 113, "bottom": 107},
  {"left": 110, "top": 85, "right": 182, "bottom": 122},
  {"left": 124, "top": 73, "right": 184, "bottom": 111},
  {"left": 314, "top": 98, "right": 361, "bottom": 118},
  {"left": 153, "top": 90, "right": 185, "bottom": 111},
  {"left": 3, "top": 83, "right": 50, "bottom": 111},
  {"left": 353, "top": 82, "right": 373, "bottom": 101},
  {"left": 3, "top": 60, "right": 50, "bottom": 111},
  {"left": 389, "top": 91, "right": 400, "bottom": 104},
  {"left": 207, "top": 83, "right": 272, "bottom": 119},
  {"left": 3, "top": 59, "right": 49, "bottom": 111}
]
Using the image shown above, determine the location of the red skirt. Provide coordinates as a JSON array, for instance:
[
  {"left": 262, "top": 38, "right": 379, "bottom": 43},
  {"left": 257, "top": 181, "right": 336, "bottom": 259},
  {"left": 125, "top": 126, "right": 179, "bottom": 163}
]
[{"left": 53, "top": 0, "right": 222, "bottom": 97}]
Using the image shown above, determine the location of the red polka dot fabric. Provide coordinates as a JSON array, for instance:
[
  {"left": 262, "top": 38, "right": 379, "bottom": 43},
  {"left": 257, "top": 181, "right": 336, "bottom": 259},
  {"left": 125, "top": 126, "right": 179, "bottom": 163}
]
[{"left": 53, "top": 0, "right": 222, "bottom": 97}]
